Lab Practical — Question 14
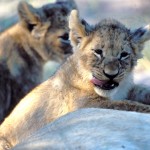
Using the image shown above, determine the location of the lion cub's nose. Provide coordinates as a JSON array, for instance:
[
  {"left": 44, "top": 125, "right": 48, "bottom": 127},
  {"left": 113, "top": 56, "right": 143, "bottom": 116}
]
[
  {"left": 103, "top": 70, "right": 119, "bottom": 79},
  {"left": 103, "top": 60, "right": 119, "bottom": 79}
]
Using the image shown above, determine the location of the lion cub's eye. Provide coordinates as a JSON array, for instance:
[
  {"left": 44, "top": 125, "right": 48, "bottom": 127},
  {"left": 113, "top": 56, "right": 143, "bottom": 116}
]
[
  {"left": 95, "top": 49, "right": 102, "bottom": 55},
  {"left": 93, "top": 49, "right": 103, "bottom": 58},
  {"left": 59, "top": 33, "right": 69, "bottom": 41},
  {"left": 120, "top": 51, "right": 129, "bottom": 59}
]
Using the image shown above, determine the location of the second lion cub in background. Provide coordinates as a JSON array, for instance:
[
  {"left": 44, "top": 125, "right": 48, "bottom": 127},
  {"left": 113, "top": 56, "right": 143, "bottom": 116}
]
[
  {"left": 0, "top": 9, "right": 150, "bottom": 150},
  {"left": 0, "top": 0, "right": 77, "bottom": 122}
]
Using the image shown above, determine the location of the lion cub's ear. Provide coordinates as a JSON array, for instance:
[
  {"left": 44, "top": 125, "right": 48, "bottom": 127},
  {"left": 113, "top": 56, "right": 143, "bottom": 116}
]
[
  {"left": 131, "top": 24, "right": 150, "bottom": 43},
  {"left": 18, "top": 1, "right": 50, "bottom": 39},
  {"left": 69, "top": 10, "right": 91, "bottom": 48},
  {"left": 18, "top": 1, "right": 40, "bottom": 27}
]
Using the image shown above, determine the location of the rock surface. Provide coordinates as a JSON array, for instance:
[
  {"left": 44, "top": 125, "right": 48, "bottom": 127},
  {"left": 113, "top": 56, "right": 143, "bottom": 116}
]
[{"left": 13, "top": 108, "right": 150, "bottom": 150}]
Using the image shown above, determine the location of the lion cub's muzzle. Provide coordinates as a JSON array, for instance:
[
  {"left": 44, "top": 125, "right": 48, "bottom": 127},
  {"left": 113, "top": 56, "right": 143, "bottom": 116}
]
[
  {"left": 100, "top": 70, "right": 119, "bottom": 90},
  {"left": 102, "top": 59, "right": 120, "bottom": 90},
  {"left": 91, "top": 59, "right": 120, "bottom": 90}
]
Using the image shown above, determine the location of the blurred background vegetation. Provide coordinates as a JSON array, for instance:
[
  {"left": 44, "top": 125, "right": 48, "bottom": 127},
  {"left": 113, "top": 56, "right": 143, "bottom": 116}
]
[{"left": 0, "top": 0, "right": 150, "bottom": 82}]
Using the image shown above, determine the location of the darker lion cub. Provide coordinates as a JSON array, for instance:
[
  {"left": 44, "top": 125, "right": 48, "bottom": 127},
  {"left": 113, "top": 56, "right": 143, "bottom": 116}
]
[
  {"left": 0, "top": 10, "right": 150, "bottom": 149},
  {"left": 0, "top": 0, "right": 76, "bottom": 122}
]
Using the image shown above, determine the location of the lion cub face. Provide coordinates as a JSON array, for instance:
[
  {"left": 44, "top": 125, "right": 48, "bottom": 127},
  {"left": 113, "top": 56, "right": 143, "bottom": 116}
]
[
  {"left": 18, "top": 0, "right": 77, "bottom": 62},
  {"left": 69, "top": 10, "right": 150, "bottom": 98}
]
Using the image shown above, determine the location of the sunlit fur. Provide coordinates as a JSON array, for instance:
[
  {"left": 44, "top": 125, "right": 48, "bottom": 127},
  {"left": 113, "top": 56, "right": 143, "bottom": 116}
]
[
  {"left": 0, "top": 0, "right": 76, "bottom": 123},
  {"left": 0, "top": 10, "right": 150, "bottom": 150}
]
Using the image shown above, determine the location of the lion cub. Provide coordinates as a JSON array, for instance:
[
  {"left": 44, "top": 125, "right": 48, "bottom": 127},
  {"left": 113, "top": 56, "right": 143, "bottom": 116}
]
[
  {"left": 0, "top": 0, "right": 76, "bottom": 122},
  {"left": 0, "top": 10, "right": 150, "bottom": 149}
]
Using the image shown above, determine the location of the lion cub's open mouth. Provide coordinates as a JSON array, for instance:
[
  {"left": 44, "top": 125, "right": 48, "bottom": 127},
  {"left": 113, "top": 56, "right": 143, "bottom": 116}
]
[{"left": 90, "top": 77, "right": 119, "bottom": 90}]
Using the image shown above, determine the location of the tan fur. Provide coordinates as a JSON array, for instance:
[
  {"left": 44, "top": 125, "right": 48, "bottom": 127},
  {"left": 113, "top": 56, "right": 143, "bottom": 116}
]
[
  {"left": 0, "top": 0, "right": 77, "bottom": 123},
  {"left": 0, "top": 10, "right": 150, "bottom": 149}
]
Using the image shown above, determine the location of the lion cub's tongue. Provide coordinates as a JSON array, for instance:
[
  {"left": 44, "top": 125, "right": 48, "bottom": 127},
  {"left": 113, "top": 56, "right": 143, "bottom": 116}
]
[
  {"left": 90, "top": 77, "right": 107, "bottom": 86},
  {"left": 90, "top": 77, "right": 119, "bottom": 90}
]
